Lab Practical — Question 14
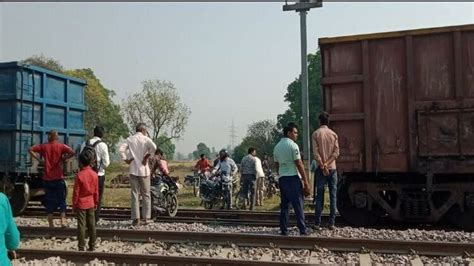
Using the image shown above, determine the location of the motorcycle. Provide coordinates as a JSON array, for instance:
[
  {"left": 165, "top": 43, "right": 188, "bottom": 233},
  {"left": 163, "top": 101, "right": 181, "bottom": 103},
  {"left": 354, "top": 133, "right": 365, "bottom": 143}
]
[
  {"left": 150, "top": 174, "right": 179, "bottom": 217},
  {"left": 199, "top": 172, "right": 234, "bottom": 210},
  {"left": 264, "top": 170, "right": 279, "bottom": 199},
  {"left": 185, "top": 170, "right": 211, "bottom": 197},
  {"left": 194, "top": 170, "right": 210, "bottom": 197}
]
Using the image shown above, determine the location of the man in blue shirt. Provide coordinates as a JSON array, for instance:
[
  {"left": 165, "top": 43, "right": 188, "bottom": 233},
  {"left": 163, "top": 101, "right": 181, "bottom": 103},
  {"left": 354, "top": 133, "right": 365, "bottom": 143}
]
[{"left": 273, "top": 122, "right": 310, "bottom": 235}]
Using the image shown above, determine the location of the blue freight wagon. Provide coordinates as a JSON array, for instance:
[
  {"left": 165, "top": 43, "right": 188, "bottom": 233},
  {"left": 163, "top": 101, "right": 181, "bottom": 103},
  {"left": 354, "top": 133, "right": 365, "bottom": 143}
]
[{"left": 0, "top": 61, "right": 87, "bottom": 215}]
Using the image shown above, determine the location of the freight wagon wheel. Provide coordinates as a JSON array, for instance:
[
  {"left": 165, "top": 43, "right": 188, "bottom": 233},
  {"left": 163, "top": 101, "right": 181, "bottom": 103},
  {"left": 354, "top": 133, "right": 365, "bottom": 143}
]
[
  {"left": 337, "top": 180, "right": 380, "bottom": 226},
  {"left": 446, "top": 205, "right": 474, "bottom": 231},
  {"left": 10, "top": 183, "right": 30, "bottom": 217}
]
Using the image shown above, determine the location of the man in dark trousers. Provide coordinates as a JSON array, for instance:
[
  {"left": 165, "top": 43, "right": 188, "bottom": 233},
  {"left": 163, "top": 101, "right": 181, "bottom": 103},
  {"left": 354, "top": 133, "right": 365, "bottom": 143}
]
[
  {"left": 80, "top": 126, "right": 110, "bottom": 224},
  {"left": 312, "top": 112, "right": 339, "bottom": 230},
  {"left": 29, "top": 130, "right": 75, "bottom": 227},
  {"left": 273, "top": 123, "right": 310, "bottom": 236},
  {"left": 240, "top": 147, "right": 257, "bottom": 210}
]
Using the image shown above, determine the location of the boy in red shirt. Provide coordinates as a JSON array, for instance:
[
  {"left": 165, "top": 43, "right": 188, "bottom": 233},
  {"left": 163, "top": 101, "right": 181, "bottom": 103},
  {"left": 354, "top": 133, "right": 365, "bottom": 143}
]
[{"left": 72, "top": 147, "right": 99, "bottom": 251}]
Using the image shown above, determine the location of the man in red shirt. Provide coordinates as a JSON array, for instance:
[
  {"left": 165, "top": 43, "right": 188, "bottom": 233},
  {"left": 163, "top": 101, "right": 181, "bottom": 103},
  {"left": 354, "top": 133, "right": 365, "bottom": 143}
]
[
  {"left": 29, "top": 130, "right": 75, "bottom": 227},
  {"left": 73, "top": 148, "right": 99, "bottom": 251},
  {"left": 194, "top": 154, "right": 212, "bottom": 173}
]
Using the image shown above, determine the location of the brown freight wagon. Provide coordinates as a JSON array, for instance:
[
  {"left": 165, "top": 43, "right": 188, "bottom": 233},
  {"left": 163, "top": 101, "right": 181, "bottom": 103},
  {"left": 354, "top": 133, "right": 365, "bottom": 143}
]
[{"left": 319, "top": 24, "right": 474, "bottom": 229}]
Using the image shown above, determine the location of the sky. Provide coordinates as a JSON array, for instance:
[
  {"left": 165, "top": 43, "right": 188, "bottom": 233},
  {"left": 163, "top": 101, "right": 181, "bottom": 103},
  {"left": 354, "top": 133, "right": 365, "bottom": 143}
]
[{"left": 0, "top": 2, "right": 473, "bottom": 156}]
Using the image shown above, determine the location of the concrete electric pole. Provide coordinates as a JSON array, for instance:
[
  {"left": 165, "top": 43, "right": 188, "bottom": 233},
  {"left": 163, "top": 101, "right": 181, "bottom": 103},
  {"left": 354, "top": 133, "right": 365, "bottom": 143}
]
[{"left": 283, "top": 0, "right": 322, "bottom": 169}]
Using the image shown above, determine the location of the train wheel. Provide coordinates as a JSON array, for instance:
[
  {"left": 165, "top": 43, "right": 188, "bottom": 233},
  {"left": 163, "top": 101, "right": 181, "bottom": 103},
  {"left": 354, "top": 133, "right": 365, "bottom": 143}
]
[
  {"left": 446, "top": 205, "right": 474, "bottom": 230},
  {"left": 337, "top": 180, "right": 380, "bottom": 226},
  {"left": 10, "top": 183, "right": 30, "bottom": 217}
]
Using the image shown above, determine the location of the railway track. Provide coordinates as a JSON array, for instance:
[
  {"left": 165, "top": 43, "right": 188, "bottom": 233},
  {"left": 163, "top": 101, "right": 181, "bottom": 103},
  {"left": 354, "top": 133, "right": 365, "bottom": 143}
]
[
  {"left": 15, "top": 249, "right": 309, "bottom": 266},
  {"left": 19, "top": 226, "right": 474, "bottom": 256},
  {"left": 22, "top": 206, "right": 327, "bottom": 227}
]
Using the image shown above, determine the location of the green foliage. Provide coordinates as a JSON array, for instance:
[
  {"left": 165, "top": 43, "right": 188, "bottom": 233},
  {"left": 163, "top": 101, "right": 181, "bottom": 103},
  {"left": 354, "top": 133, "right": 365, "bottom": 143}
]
[
  {"left": 23, "top": 55, "right": 128, "bottom": 152},
  {"left": 175, "top": 152, "right": 186, "bottom": 161},
  {"left": 23, "top": 54, "right": 65, "bottom": 73},
  {"left": 66, "top": 69, "right": 129, "bottom": 152},
  {"left": 192, "top": 142, "right": 211, "bottom": 159},
  {"left": 277, "top": 51, "right": 323, "bottom": 148},
  {"left": 233, "top": 120, "right": 279, "bottom": 163},
  {"left": 155, "top": 135, "right": 175, "bottom": 160}
]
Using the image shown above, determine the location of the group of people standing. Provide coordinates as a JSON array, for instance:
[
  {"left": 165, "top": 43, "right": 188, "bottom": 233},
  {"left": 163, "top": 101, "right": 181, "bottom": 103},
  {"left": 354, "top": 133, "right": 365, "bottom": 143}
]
[
  {"left": 273, "top": 112, "right": 339, "bottom": 235},
  {"left": 27, "top": 126, "right": 110, "bottom": 251},
  {"left": 194, "top": 150, "right": 270, "bottom": 210},
  {"left": 240, "top": 148, "right": 267, "bottom": 209},
  {"left": 26, "top": 123, "right": 169, "bottom": 251},
  {"left": 192, "top": 111, "right": 339, "bottom": 225},
  {"left": 1, "top": 113, "right": 337, "bottom": 258}
]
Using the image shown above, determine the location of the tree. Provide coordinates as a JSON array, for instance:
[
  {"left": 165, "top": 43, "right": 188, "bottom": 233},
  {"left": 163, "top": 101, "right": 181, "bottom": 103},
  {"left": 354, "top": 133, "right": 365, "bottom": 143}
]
[
  {"left": 66, "top": 68, "right": 129, "bottom": 152},
  {"left": 175, "top": 152, "right": 186, "bottom": 161},
  {"left": 23, "top": 55, "right": 128, "bottom": 152},
  {"left": 192, "top": 142, "right": 211, "bottom": 159},
  {"left": 122, "top": 80, "right": 191, "bottom": 145},
  {"left": 277, "top": 51, "right": 323, "bottom": 149},
  {"left": 233, "top": 138, "right": 251, "bottom": 163},
  {"left": 187, "top": 153, "right": 194, "bottom": 160},
  {"left": 233, "top": 120, "right": 279, "bottom": 163},
  {"left": 23, "top": 54, "right": 65, "bottom": 73},
  {"left": 155, "top": 135, "right": 175, "bottom": 160}
]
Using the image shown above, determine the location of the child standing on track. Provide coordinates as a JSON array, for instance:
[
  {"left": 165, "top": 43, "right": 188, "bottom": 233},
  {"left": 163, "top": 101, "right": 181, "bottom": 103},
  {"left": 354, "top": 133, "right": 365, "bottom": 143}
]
[{"left": 72, "top": 148, "right": 99, "bottom": 251}]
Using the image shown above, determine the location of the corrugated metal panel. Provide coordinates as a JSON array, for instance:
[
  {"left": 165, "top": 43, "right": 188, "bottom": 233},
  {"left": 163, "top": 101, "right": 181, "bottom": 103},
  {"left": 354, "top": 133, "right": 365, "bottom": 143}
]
[
  {"left": 0, "top": 62, "right": 87, "bottom": 173},
  {"left": 320, "top": 24, "right": 474, "bottom": 174},
  {"left": 319, "top": 24, "right": 474, "bottom": 44}
]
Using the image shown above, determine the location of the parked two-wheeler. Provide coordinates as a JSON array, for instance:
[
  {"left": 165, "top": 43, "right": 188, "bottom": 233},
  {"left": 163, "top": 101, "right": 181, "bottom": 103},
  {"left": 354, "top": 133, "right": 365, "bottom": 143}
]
[
  {"left": 199, "top": 172, "right": 234, "bottom": 210},
  {"left": 264, "top": 170, "right": 279, "bottom": 199},
  {"left": 184, "top": 170, "right": 211, "bottom": 197},
  {"left": 150, "top": 174, "right": 179, "bottom": 217}
]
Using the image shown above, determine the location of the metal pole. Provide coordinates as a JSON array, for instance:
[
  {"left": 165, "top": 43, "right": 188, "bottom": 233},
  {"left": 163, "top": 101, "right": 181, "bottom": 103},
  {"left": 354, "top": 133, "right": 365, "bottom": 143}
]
[{"left": 299, "top": 10, "right": 311, "bottom": 169}]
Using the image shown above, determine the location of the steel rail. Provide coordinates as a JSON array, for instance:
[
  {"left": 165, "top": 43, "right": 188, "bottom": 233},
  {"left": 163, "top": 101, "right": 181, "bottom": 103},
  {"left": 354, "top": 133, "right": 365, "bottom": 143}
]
[
  {"left": 22, "top": 207, "right": 324, "bottom": 226},
  {"left": 19, "top": 226, "right": 474, "bottom": 256},
  {"left": 24, "top": 206, "right": 317, "bottom": 218},
  {"left": 16, "top": 248, "right": 309, "bottom": 266},
  {"left": 20, "top": 215, "right": 290, "bottom": 227}
]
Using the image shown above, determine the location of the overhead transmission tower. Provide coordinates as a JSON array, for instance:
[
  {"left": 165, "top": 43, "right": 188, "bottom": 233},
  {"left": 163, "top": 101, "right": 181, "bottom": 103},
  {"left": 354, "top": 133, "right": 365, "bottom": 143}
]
[{"left": 229, "top": 119, "right": 238, "bottom": 150}]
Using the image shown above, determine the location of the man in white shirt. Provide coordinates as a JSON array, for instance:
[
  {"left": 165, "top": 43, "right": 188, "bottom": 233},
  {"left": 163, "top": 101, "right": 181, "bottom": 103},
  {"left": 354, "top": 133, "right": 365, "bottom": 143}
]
[
  {"left": 240, "top": 148, "right": 257, "bottom": 210},
  {"left": 255, "top": 155, "right": 265, "bottom": 207},
  {"left": 119, "top": 123, "right": 157, "bottom": 226},
  {"left": 80, "top": 126, "right": 110, "bottom": 224}
]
